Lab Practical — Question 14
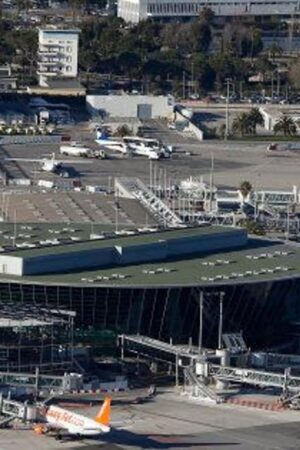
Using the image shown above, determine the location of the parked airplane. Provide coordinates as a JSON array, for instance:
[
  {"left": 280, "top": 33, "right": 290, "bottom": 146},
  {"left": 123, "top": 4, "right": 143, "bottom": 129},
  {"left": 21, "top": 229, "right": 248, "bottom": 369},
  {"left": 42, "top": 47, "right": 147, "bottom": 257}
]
[
  {"left": 96, "top": 131, "right": 171, "bottom": 160},
  {"left": 95, "top": 131, "right": 128, "bottom": 154},
  {"left": 34, "top": 396, "right": 111, "bottom": 439},
  {"left": 5, "top": 153, "right": 89, "bottom": 177},
  {"left": 60, "top": 142, "right": 107, "bottom": 159}
]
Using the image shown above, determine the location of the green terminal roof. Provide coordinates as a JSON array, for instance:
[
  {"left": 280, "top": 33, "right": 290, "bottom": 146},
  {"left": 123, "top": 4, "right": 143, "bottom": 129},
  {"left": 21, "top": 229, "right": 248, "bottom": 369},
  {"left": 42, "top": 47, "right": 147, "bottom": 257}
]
[
  {"left": 0, "top": 223, "right": 299, "bottom": 287},
  {"left": 24, "top": 240, "right": 300, "bottom": 286},
  {"left": 2, "top": 225, "right": 233, "bottom": 258}
]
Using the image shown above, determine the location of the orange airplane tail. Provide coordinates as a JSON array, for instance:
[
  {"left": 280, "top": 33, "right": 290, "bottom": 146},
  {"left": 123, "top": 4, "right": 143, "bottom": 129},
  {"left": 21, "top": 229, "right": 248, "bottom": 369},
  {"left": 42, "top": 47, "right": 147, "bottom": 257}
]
[{"left": 94, "top": 396, "right": 111, "bottom": 426}]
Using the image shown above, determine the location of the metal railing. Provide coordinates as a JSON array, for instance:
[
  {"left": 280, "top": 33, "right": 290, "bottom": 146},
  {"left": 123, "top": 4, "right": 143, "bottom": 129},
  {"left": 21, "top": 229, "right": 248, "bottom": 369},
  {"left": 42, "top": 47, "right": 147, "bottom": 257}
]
[
  {"left": 184, "top": 367, "right": 222, "bottom": 402},
  {"left": 209, "top": 364, "right": 300, "bottom": 392}
]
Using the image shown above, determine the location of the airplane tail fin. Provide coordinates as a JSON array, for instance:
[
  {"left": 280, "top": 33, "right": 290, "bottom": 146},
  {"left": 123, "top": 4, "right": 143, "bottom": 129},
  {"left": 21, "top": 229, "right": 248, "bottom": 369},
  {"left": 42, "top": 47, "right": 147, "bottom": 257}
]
[
  {"left": 96, "top": 130, "right": 107, "bottom": 140},
  {"left": 94, "top": 397, "right": 111, "bottom": 427}
]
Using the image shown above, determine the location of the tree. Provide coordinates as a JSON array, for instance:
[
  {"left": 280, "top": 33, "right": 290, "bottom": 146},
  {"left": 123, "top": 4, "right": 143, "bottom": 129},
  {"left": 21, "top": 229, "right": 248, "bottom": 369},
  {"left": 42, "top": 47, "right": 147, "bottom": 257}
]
[
  {"left": 78, "top": 48, "right": 99, "bottom": 73},
  {"left": 273, "top": 116, "right": 297, "bottom": 136},
  {"left": 192, "top": 53, "right": 215, "bottom": 91},
  {"left": 117, "top": 52, "right": 142, "bottom": 78},
  {"left": 266, "top": 42, "right": 282, "bottom": 62},
  {"left": 247, "top": 108, "right": 264, "bottom": 135},
  {"left": 199, "top": 7, "right": 215, "bottom": 23},
  {"left": 232, "top": 112, "right": 251, "bottom": 137},
  {"left": 7, "top": 29, "right": 37, "bottom": 76},
  {"left": 249, "top": 27, "right": 263, "bottom": 59},
  {"left": 240, "top": 219, "right": 266, "bottom": 236},
  {"left": 190, "top": 19, "right": 212, "bottom": 52},
  {"left": 113, "top": 125, "right": 132, "bottom": 137},
  {"left": 239, "top": 180, "right": 252, "bottom": 199},
  {"left": 288, "top": 57, "right": 300, "bottom": 90}
]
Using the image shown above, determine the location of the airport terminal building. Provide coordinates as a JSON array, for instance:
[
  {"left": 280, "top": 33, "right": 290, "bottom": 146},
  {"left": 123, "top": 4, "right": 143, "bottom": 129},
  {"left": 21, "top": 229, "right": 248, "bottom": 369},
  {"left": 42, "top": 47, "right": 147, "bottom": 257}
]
[
  {"left": 118, "top": 0, "right": 300, "bottom": 23},
  {"left": 0, "top": 225, "right": 299, "bottom": 351}
]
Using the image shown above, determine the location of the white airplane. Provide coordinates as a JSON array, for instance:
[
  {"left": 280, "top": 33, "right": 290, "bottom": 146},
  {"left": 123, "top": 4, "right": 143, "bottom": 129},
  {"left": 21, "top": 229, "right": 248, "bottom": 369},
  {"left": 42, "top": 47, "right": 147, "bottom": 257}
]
[
  {"left": 5, "top": 153, "right": 90, "bottom": 177},
  {"left": 95, "top": 131, "right": 170, "bottom": 160},
  {"left": 34, "top": 396, "right": 111, "bottom": 438},
  {"left": 95, "top": 130, "right": 128, "bottom": 154}
]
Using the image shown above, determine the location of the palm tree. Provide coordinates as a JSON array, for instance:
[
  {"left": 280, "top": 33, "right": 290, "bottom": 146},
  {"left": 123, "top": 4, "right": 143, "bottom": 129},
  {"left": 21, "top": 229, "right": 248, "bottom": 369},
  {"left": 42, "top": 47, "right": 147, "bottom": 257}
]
[
  {"left": 267, "top": 42, "right": 282, "bottom": 62},
  {"left": 239, "top": 180, "right": 252, "bottom": 199},
  {"left": 248, "top": 108, "right": 264, "bottom": 135},
  {"left": 273, "top": 115, "right": 297, "bottom": 136},
  {"left": 248, "top": 108, "right": 264, "bottom": 134},
  {"left": 232, "top": 112, "right": 250, "bottom": 137}
]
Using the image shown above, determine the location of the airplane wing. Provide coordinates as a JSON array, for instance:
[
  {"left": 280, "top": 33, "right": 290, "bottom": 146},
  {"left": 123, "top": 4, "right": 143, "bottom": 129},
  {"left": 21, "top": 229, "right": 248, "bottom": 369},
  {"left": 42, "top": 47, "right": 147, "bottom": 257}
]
[
  {"left": 58, "top": 160, "right": 91, "bottom": 164},
  {"left": 4, "top": 157, "right": 43, "bottom": 163}
]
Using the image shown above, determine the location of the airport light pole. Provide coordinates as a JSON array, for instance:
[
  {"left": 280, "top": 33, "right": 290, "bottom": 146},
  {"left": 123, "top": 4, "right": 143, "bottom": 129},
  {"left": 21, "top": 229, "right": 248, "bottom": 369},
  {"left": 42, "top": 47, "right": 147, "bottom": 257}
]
[
  {"left": 149, "top": 159, "right": 152, "bottom": 192},
  {"left": 198, "top": 291, "right": 204, "bottom": 355},
  {"left": 12, "top": 209, "right": 17, "bottom": 248},
  {"left": 182, "top": 71, "right": 186, "bottom": 100},
  {"left": 239, "top": 80, "right": 244, "bottom": 99},
  {"left": 277, "top": 70, "right": 280, "bottom": 97},
  {"left": 224, "top": 79, "right": 231, "bottom": 141},
  {"left": 218, "top": 292, "right": 225, "bottom": 350},
  {"left": 286, "top": 203, "right": 290, "bottom": 241},
  {"left": 209, "top": 153, "right": 214, "bottom": 213}
]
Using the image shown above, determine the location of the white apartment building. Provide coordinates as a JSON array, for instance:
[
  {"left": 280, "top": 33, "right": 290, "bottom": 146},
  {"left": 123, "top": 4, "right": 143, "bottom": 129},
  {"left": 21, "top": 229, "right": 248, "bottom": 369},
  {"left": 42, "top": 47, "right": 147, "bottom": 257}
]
[
  {"left": 37, "top": 28, "right": 80, "bottom": 87},
  {"left": 118, "top": 0, "right": 300, "bottom": 23}
]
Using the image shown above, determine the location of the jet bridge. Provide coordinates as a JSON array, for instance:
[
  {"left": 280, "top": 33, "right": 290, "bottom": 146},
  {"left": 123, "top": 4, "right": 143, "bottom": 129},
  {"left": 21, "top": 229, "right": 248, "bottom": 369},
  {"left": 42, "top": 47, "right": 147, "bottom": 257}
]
[
  {"left": 120, "top": 334, "right": 300, "bottom": 401},
  {"left": 0, "top": 393, "right": 37, "bottom": 424},
  {"left": 0, "top": 368, "right": 82, "bottom": 396}
]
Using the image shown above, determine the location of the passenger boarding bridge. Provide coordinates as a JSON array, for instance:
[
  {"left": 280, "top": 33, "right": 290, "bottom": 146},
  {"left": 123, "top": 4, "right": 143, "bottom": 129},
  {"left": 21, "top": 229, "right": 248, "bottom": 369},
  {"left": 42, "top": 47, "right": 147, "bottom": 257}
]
[{"left": 119, "top": 334, "right": 300, "bottom": 404}]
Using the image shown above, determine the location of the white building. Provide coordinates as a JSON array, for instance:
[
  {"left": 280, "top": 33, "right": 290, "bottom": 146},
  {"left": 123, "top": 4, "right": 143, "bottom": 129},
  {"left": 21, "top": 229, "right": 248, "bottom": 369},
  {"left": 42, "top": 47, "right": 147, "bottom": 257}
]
[
  {"left": 86, "top": 94, "right": 175, "bottom": 119},
  {"left": 37, "top": 28, "right": 80, "bottom": 87},
  {"left": 0, "top": 65, "right": 17, "bottom": 92},
  {"left": 118, "top": 0, "right": 300, "bottom": 23}
]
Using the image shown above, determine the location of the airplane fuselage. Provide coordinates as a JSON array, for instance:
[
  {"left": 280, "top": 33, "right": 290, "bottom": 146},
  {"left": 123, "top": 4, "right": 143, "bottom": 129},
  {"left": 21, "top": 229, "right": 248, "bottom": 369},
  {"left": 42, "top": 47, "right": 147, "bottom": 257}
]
[{"left": 46, "top": 405, "right": 110, "bottom": 436}]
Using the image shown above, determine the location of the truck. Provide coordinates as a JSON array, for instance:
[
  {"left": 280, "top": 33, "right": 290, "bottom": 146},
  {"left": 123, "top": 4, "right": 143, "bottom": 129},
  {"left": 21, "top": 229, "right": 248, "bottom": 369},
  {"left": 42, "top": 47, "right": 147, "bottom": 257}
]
[{"left": 267, "top": 142, "right": 300, "bottom": 154}]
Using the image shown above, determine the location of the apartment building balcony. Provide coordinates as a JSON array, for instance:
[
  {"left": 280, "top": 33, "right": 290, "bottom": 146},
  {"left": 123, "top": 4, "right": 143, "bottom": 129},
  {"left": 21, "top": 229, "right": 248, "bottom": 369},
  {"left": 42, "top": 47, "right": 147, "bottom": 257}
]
[
  {"left": 38, "top": 59, "right": 61, "bottom": 66},
  {"left": 38, "top": 50, "right": 64, "bottom": 59},
  {"left": 37, "top": 66, "right": 60, "bottom": 76}
]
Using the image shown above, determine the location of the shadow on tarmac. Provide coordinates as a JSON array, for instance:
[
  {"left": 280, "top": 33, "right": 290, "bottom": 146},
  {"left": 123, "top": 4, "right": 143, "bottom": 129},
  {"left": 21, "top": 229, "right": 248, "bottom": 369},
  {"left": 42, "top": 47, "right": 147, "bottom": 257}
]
[{"left": 101, "top": 428, "right": 239, "bottom": 448}]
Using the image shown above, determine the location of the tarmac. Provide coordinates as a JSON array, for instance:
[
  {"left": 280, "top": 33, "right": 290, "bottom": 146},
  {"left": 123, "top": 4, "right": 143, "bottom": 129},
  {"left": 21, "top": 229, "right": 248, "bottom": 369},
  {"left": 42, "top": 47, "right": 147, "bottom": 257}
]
[
  {"left": 1, "top": 119, "right": 300, "bottom": 194},
  {"left": 2, "top": 390, "right": 300, "bottom": 449}
]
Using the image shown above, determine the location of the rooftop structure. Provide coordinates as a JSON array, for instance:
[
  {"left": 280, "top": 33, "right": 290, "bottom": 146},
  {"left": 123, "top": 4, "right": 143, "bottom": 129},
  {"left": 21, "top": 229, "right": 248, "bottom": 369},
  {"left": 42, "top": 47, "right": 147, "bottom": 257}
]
[
  {"left": 117, "top": 0, "right": 300, "bottom": 22},
  {"left": 0, "top": 226, "right": 247, "bottom": 276},
  {"left": 13, "top": 238, "right": 300, "bottom": 287},
  {"left": 37, "top": 28, "right": 80, "bottom": 88}
]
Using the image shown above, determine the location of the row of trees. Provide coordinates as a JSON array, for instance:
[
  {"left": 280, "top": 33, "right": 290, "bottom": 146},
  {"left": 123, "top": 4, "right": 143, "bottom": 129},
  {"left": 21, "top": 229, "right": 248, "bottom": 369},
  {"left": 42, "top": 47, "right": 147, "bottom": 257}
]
[
  {"left": 232, "top": 109, "right": 264, "bottom": 137},
  {"left": 0, "top": 10, "right": 299, "bottom": 93},
  {"left": 232, "top": 110, "right": 298, "bottom": 137}
]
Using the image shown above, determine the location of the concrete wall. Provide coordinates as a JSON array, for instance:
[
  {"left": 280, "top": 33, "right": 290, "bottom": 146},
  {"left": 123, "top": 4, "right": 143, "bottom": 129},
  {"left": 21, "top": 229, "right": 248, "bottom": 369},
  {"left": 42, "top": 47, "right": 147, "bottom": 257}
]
[
  {"left": 167, "top": 229, "right": 247, "bottom": 257},
  {"left": 117, "top": 241, "right": 168, "bottom": 265},
  {"left": 86, "top": 94, "right": 174, "bottom": 119},
  {"left": 0, "top": 255, "right": 23, "bottom": 276},
  {"left": 22, "top": 246, "right": 116, "bottom": 275}
]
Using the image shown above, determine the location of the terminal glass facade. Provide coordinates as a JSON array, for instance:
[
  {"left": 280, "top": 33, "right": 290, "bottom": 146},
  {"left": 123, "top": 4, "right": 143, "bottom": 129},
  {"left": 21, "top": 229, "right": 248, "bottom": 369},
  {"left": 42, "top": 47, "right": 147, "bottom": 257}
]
[{"left": 0, "top": 279, "right": 299, "bottom": 350}]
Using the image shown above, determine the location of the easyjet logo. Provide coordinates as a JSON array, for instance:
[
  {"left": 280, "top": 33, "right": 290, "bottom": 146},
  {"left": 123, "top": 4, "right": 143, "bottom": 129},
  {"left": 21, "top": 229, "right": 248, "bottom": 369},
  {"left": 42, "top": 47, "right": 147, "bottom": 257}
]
[{"left": 47, "top": 408, "right": 85, "bottom": 428}]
